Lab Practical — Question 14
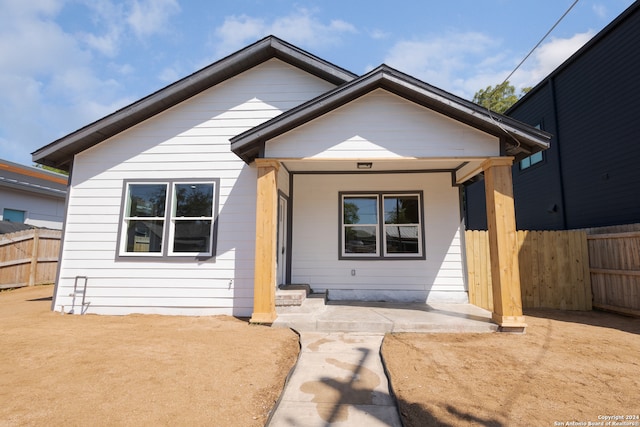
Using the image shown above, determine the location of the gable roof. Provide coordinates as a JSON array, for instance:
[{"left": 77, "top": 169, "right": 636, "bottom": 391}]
[
  {"left": 32, "top": 36, "right": 357, "bottom": 171},
  {"left": 231, "top": 64, "right": 552, "bottom": 163}
]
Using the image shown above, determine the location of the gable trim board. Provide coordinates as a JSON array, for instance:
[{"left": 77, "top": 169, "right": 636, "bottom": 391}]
[
  {"left": 231, "top": 65, "right": 550, "bottom": 164},
  {"left": 33, "top": 36, "right": 551, "bottom": 329}
]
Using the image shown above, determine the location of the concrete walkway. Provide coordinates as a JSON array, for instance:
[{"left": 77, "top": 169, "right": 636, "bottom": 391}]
[
  {"left": 268, "top": 298, "right": 498, "bottom": 426},
  {"left": 267, "top": 332, "right": 402, "bottom": 427}
]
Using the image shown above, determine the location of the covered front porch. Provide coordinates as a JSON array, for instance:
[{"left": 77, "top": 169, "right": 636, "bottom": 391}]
[
  {"left": 229, "top": 65, "right": 551, "bottom": 331},
  {"left": 248, "top": 156, "right": 527, "bottom": 331}
]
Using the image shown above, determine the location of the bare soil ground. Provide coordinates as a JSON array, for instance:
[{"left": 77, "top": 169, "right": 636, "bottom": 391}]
[
  {"left": 4, "top": 285, "right": 640, "bottom": 427},
  {"left": 0, "top": 285, "right": 299, "bottom": 427},
  {"left": 382, "top": 309, "right": 640, "bottom": 427}
]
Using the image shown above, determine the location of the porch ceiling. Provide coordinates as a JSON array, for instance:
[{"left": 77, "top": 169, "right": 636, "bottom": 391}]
[{"left": 276, "top": 157, "right": 485, "bottom": 177}]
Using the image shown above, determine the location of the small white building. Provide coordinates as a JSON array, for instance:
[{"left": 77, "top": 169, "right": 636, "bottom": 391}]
[
  {"left": 33, "top": 36, "right": 550, "bottom": 327},
  {"left": 0, "top": 159, "right": 67, "bottom": 230}
]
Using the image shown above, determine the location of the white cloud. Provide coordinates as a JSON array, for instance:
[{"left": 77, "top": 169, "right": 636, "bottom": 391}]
[
  {"left": 158, "top": 65, "right": 182, "bottom": 83},
  {"left": 381, "top": 29, "right": 596, "bottom": 100},
  {"left": 0, "top": 0, "right": 63, "bottom": 19},
  {"left": 81, "top": 29, "right": 122, "bottom": 57},
  {"left": 511, "top": 31, "right": 595, "bottom": 90},
  {"left": 77, "top": 0, "right": 125, "bottom": 57},
  {"left": 383, "top": 32, "right": 499, "bottom": 97},
  {"left": 127, "top": 0, "right": 181, "bottom": 38},
  {"left": 369, "top": 29, "right": 390, "bottom": 40},
  {"left": 0, "top": 1, "right": 133, "bottom": 164},
  {"left": 110, "top": 63, "right": 135, "bottom": 76},
  {"left": 592, "top": 4, "right": 608, "bottom": 19},
  {"left": 213, "top": 8, "right": 357, "bottom": 57},
  {"left": 0, "top": 3, "right": 86, "bottom": 76}
]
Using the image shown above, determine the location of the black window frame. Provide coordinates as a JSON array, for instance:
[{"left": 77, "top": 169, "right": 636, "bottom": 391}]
[
  {"left": 520, "top": 122, "right": 545, "bottom": 171},
  {"left": 116, "top": 178, "right": 220, "bottom": 261},
  {"left": 519, "top": 151, "right": 544, "bottom": 170},
  {"left": 339, "top": 190, "right": 426, "bottom": 261}
]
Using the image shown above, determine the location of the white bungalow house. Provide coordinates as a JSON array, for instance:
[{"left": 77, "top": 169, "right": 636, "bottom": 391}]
[{"left": 33, "top": 36, "right": 550, "bottom": 328}]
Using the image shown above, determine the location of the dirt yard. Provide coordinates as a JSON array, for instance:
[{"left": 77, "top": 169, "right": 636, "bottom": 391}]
[
  {"left": 4, "top": 285, "right": 640, "bottom": 427},
  {"left": 0, "top": 285, "right": 299, "bottom": 427},
  {"left": 382, "top": 309, "right": 640, "bottom": 427}
]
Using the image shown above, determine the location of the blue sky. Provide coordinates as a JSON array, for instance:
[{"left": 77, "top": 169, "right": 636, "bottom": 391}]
[{"left": 0, "top": 0, "right": 634, "bottom": 166}]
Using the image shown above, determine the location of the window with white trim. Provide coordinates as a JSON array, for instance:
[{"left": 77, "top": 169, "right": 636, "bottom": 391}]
[
  {"left": 120, "top": 180, "right": 217, "bottom": 258},
  {"left": 340, "top": 192, "right": 424, "bottom": 259}
]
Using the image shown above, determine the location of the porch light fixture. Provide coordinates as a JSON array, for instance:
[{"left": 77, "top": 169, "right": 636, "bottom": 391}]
[{"left": 357, "top": 162, "right": 373, "bottom": 169}]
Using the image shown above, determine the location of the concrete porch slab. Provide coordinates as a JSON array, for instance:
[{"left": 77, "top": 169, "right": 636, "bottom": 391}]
[{"left": 272, "top": 298, "right": 498, "bottom": 333}]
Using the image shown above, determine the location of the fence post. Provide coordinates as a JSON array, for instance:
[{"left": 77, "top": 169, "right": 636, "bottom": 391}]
[{"left": 28, "top": 229, "right": 40, "bottom": 286}]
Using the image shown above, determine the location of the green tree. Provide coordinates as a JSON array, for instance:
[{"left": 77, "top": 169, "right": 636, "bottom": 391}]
[
  {"left": 33, "top": 164, "right": 69, "bottom": 176},
  {"left": 472, "top": 81, "right": 531, "bottom": 113}
]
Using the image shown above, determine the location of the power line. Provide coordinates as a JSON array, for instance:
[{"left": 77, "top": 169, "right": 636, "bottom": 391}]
[{"left": 499, "top": 0, "right": 581, "bottom": 89}]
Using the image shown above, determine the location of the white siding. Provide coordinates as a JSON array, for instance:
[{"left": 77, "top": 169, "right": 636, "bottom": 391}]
[
  {"left": 291, "top": 173, "right": 467, "bottom": 302},
  {"left": 54, "top": 59, "right": 336, "bottom": 316},
  {"left": 265, "top": 89, "right": 499, "bottom": 159},
  {"left": 0, "top": 187, "right": 65, "bottom": 229}
]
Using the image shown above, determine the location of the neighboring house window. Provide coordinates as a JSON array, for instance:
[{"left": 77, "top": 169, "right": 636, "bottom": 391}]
[
  {"left": 3, "top": 208, "right": 25, "bottom": 223},
  {"left": 119, "top": 180, "right": 218, "bottom": 258},
  {"left": 520, "top": 151, "right": 543, "bottom": 170},
  {"left": 520, "top": 122, "right": 544, "bottom": 170},
  {"left": 340, "top": 192, "right": 424, "bottom": 259}
]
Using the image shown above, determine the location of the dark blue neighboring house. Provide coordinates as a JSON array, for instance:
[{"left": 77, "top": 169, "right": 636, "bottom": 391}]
[{"left": 465, "top": 1, "right": 640, "bottom": 231}]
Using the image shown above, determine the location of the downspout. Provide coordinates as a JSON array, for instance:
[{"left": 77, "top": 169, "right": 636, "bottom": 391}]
[{"left": 549, "top": 78, "right": 568, "bottom": 229}]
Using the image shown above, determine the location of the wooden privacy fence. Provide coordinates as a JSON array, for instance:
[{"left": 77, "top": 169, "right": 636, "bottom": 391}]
[
  {"left": 465, "top": 230, "right": 592, "bottom": 311},
  {"left": 0, "top": 228, "right": 61, "bottom": 289},
  {"left": 587, "top": 231, "right": 640, "bottom": 317}
]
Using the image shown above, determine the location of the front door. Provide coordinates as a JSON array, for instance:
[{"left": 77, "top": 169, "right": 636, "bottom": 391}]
[{"left": 276, "top": 195, "right": 288, "bottom": 287}]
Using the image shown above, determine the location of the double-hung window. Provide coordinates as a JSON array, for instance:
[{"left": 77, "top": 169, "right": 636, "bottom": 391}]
[
  {"left": 120, "top": 180, "right": 218, "bottom": 258},
  {"left": 340, "top": 191, "right": 424, "bottom": 259}
]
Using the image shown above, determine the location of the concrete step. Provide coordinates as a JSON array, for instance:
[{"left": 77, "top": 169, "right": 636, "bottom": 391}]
[
  {"left": 276, "top": 284, "right": 312, "bottom": 308},
  {"left": 278, "top": 284, "right": 311, "bottom": 294},
  {"left": 276, "top": 289, "right": 308, "bottom": 307}
]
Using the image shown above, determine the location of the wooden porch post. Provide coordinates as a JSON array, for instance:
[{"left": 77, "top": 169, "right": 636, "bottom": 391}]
[
  {"left": 250, "top": 159, "right": 280, "bottom": 324},
  {"left": 482, "top": 158, "right": 526, "bottom": 331}
]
